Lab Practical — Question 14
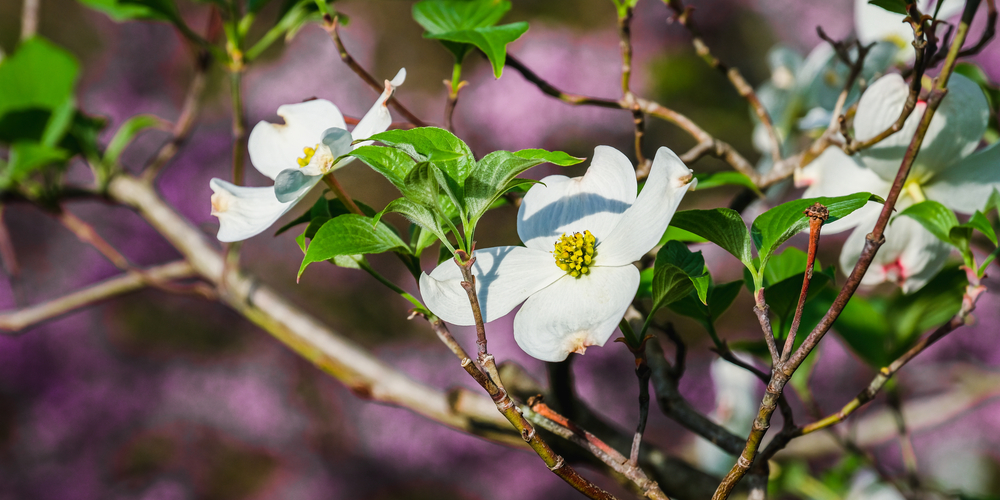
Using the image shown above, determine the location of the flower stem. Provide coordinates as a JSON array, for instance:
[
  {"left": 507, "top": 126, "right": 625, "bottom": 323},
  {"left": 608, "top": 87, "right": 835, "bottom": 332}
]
[
  {"left": 356, "top": 258, "right": 424, "bottom": 310},
  {"left": 322, "top": 173, "right": 364, "bottom": 216}
]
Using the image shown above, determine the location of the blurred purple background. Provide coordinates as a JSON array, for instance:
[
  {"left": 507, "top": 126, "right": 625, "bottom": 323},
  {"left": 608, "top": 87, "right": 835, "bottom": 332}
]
[{"left": 1, "top": 0, "right": 999, "bottom": 498}]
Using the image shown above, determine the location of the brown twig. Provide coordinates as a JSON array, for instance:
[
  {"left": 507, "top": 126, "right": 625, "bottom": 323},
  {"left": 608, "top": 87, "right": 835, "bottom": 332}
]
[
  {"left": 323, "top": 14, "right": 428, "bottom": 128},
  {"left": 20, "top": 0, "right": 39, "bottom": 40},
  {"left": 664, "top": 0, "right": 782, "bottom": 164},
  {"left": 142, "top": 49, "right": 211, "bottom": 182},
  {"left": 752, "top": 290, "right": 781, "bottom": 365},
  {"left": 0, "top": 206, "right": 20, "bottom": 277},
  {"left": 780, "top": 204, "right": 828, "bottom": 364},
  {"left": 527, "top": 398, "right": 669, "bottom": 500},
  {"left": 0, "top": 261, "right": 197, "bottom": 334},
  {"left": 924, "top": 0, "right": 996, "bottom": 70},
  {"left": 616, "top": 6, "right": 648, "bottom": 170},
  {"left": 713, "top": 9, "right": 979, "bottom": 496}
]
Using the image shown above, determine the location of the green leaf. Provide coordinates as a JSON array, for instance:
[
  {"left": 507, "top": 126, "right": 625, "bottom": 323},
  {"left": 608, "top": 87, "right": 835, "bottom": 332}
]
[
  {"left": 651, "top": 241, "right": 709, "bottom": 311},
  {"left": 298, "top": 214, "right": 409, "bottom": 277},
  {"left": 367, "top": 127, "right": 475, "bottom": 184},
  {"left": 274, "top": 196, "right": 374, "bottom": 235},
  {"left": 897, "top": 200, "right": 959, "bottom": 244},
  {"left": 513, "top": 148, "right": 585, "bottom": 167},
  {"left": 670, "top": 208, "right": 754, "bottom": 269},
  {"left": 427, "top": 23, "right": 529, "bottom": 78},
  {"left": 0, "top": 38, "right": 80, "bottom": 120},
  {"left": 751, "top": 192, "right": 879, "bottom": 265},
  {"left": 104, "top": 114, "right": 166, "bottom": 166},
  {"left": 349, "top": 145, "right": 418, "bottom": 189},
  {"left": 1, "top": 142, "right": 70, "bottom": 188},
  {"left": 79, "top": 0, "right": 183, "bottom": 24},
  {"left": 658, "top": 225, "right": 708, "bottom": 245},
  {"left": 413, "top": 0, "right": 510, "bottom": 34},
  {"left": 464, "top": 150, "right": 545, "bottom": 223},
  {"left": 867, "top": 0, "right": 911, "bottom": 15},
  {"left": 402, "top": 161, "right": 441, "bottom": 207},
  {"left": 668, "top": 279, "right": 743, "bottom": 330},
  {"left": 963, "top": 210, "right": 997, "bottom": 247},
  {"left": 375, "top": 197, "right": 451, "bottom": 251},
  {"left": 693, "top": 171, "right": 763, "bottom": 197}
]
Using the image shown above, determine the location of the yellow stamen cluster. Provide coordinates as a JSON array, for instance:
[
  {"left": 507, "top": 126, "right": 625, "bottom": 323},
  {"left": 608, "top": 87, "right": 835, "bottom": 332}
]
[
  {"left": 553, "top": 230, "right": 596, "bottom": 278},
  {"left": 297, "top": 144, "right": 319, "bottom": 167}
]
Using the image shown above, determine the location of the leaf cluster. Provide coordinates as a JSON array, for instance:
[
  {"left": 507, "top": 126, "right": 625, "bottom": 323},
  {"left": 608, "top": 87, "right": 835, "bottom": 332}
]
[{"left": 412, "top": 0, "right": 528, "bottom": 78}]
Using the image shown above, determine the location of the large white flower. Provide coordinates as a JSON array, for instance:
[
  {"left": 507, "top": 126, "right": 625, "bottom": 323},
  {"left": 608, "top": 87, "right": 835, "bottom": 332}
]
[
  {"left": 856, "top": 0, "right": 964, "bottom": 63},
  {"left": 420, "top": 146, "right": 695, "bottom": 362},
  {"left": 209, "top": 69, "right": 406, "bottom": 242},
  {"left": 797, "top": 72, "right": 991, "bottom": 293}
]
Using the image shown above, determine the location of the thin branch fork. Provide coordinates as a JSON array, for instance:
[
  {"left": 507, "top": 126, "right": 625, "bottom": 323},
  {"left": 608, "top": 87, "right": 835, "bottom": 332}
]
[
  {"left": 322, "top": 14, "right": 428, "bottom": 128},
  {"left": 142, "top": 49, "right": 211, "bottom": 182},
  {"left": 712, "top": 10, "right": 979, "bottom": 497},
  {"left": 526, "top": 398, "right": 670, "bottom": 500},
  {"left": 664, "top": 0, "right": 783, "bottom": 164}
]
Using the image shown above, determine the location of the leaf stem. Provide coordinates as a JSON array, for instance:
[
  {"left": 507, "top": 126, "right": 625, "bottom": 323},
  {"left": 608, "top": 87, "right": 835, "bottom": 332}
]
[{"left": 322, "top": 173, "right": 364, "bottom": 216}]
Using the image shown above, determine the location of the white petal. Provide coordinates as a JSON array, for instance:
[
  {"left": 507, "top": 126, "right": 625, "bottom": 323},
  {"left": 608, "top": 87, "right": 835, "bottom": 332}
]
[
  {"left": 597, "top": 147, "right": 695, "bottom": 266},
  {"left": 855, "top": 0, "right": 913, "bottom": 54},
  {"left": 924, "top": 140, "right": 1000, "bottom": 214},
  {"left": 839, "top": 211, "right": 950, "bottom": 293},
  {"left": 419, "top": 246, "right": 564, "bottom": 326},
  {"left": 855, "top": 73, "right": 988, "bottom": 183},
  {"left": 350, "top": 68, "right": 406, "bottom": 143},
  {"left": 517, "top": 145, "right": 637, "bottom": 251},
  {"left": 513, "top": 265, "right": 639, "bottom": 362},
  {"left": 209, "top": 177, "right": 317, "bottom": 242},
  {"left": 247, "top": 100, "right": 347, "bottom": 180},
  {"left": 797, "top": 147, "right": 891, "bottom": 234}
]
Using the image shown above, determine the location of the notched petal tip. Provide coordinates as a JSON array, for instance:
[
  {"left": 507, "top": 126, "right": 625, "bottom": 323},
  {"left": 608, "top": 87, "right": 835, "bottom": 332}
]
[{"left": 390, "top": 68, "right": 406, "bottom": 87}]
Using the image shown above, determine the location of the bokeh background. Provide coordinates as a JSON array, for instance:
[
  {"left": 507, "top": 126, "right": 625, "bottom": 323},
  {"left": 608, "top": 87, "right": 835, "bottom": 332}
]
[{"left": 1, "top": 0, "right": 999, "bottom": 498}]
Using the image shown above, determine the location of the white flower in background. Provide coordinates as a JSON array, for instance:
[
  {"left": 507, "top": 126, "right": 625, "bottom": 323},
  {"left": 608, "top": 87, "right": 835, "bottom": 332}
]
[
  {"left": 209, "top": 69, "right": 406, "bottom": 242},
  {"left": 420, "top": 146, "right": 695, "bottom": 362},
  {"left": 855, "top": 0, "right": 964, "bottom": 63},
  {"left": 846, "top": 470, "right": 905, "bottom": 500},
  {"left": 695, "top": 356, "right": 760, "bottom": 476},
  {"left": 797, "top": 72, "right": 992, "bottom": 293}
]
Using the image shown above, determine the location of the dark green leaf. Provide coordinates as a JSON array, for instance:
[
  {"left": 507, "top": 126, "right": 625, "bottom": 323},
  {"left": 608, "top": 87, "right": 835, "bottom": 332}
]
[
  {"left": 79, "top": 0, "right": 183, "bottom": 24},
  {"left": 658, "top": 225, "right": 708, "bottom": 245},
  {"left": 427, "top": 23, "right": 529, "bottom": 78},
  {"left": 375, "top": 197, "right": 450, "bottom": 249},
  {"left": 0, "top": 37, "right": 80, "bottom": 120},
  {"left": 275, "top": 196, "right": 373, "bottom": 235},
  {"left": 670, "top": 208, "right": 754, "bottom": 269},
  {"left": 668, "top": 279, "right": 743, "bottom": 328},
  {"left": 298, "top": 214, "right": 409, "bottom": 277},
  {"left": 752, "top": 192, "right": 879, "bottom": 265},
  {"left": 963, "top": 210, "right": 997, "bottom": 247},
  {"left": 403, "top": 161, "right": 441, "bottom": 206},
  {"left": 349, "top": 144, "right": 418, "bottom": 189},
  {"left": 867, "top": 0, "right": 911, "bottom": 15},
  {"left": 897, "top": 200, "right": 959, "bottom": 244},
  {"left": 1, "top": 142, "right": 70, "bottom": 188},
  {"left": 412, "top": 0, "right": 510, "bottom": 34},
  {"left": 651, "top": 241, "right": 709, "bottom": 310}
]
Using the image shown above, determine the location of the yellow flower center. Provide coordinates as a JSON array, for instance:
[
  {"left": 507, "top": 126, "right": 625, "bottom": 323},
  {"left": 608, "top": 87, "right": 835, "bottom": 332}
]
[
  {"left": 553, "top": 230, "right": 596, "bottom": 278},
  {"left": 297, "top": 144, "right": 319, "bottom": 167}
]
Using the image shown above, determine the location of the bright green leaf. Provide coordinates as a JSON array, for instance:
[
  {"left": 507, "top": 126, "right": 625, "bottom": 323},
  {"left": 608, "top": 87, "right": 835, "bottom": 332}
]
[
  {"left": 867, "top": 0, "right": 911, "bottom": 15},
  {"left": 464, "top": 150, "right": 545, "bottom": 223},
  {"left": 964, "top": 210, "right": 997, "bottom": 247},
  {"left": 427, "top": 23, "right": 529, "bottom": 78},
  {"left": 0, "top": 37, "right": 80, "bottom": 120},
  {"left": 651, "top": 241, "right": 709, "bottom": 310},
  {"left": 349, "top": 145, "right": 418, "bottom": 189},
  {"left": 514, "top": 148, "right": 585, "bottom": 167},
  {"left": 367, "top": 127, "right": 475, "bottom": 184},
  {"left": 658, "top": 225, "right": 708, "bottom": 245},
  {"left": 413, "top": 0, "right": 511, "bottom": 34},
  {"left": 752, "top": 192, "right": 879, "bottom": 265},
  {"left": 104, "top": 114, "right": 166, "bottom": 166},
  {"left": 298, "top": 214, "right": 409, "bottom": 277},
  {"left": 670, "top": 208, "right": 754, "bottom": 269},
  {"left": 79, "top": 0, "right": 183, "bottom": 24},
  {"left": 897, "top": 200, "right": 959, "bottom": 244},
  {"left": 694, "top": 171, "right": 763, "bottom": 197},
  {"left": 375, "top": 197, "right": 451, "bottom": 251},
  {"left": 1, "top": 141, "right": 70, "bottom": 188}
]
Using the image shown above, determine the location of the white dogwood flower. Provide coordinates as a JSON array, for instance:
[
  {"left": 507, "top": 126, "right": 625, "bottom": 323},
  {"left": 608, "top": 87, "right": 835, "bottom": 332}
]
[
  {"left": 856, "top": 0, "right": 964, "bottom": 63},
  {"left": 209, "top": 69, "right": 406, "bottom": 242},
  {"left": 796, "top": 72, "right": 991, "bottom": 293},
  {"left": 420, "top": 146, "right": 695, "bottom": 362}
]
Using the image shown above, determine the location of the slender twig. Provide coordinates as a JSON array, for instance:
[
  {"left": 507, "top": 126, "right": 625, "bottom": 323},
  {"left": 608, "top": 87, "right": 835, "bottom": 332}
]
[
  {"left": 322, "top": 14, "right": 427, "bottom": 127},
  {"left": 923, "top": 0, "right": 996, "bottom": 70},
  {"left": 20, "top": 0, "right": 39, "bottom": 40},
  {"left": 886, "top": 387, "right": 920, "bottom": 489},
  {"left": 0, "top": 206, "right": 20, "bottom": 276},
  {"left": 752, "top": 291, "right": 781, "bottom": 365},
  {"left": 0, "top": 260, "right": 196, "bottom": 334},
  {"left": 713, "top": 9, "right": 979, "bottom": 496},
  {"left": 664, "top": 0, "right": 782, "bottom": 163},
  {"left": 780, "top": 204, "right": 828, "bottom": 364},
  {"left": 444, "top": 63, "right": 465, "bottom": 132},
  {"left": 621, "top": 337, "right": 652, "bottom": 467},
  {"left": 229, "top": 69, "right": 246, "bottom": 185},
  {"left": 142, "top": 49, "right": 211, "bottom": 182},
  {"left": 322, "top": 174, "right": 363, "bottom": 215},
  {"left": 526, "top": 399, "right": 670, "bottom": 500},
  {"left": 616, "top": 6, "right": 648, "bottom": 169}
]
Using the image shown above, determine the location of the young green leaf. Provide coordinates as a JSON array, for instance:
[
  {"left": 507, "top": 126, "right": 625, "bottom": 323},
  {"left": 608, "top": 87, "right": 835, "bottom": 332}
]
[
  {"left": 963, "top": 210, "right": 997, "bottom": 247},
  {"left": 670, "top": 208, "right": 754, "bottom": 269},
  {"left": 426, "top": 23, "right": 529, "bottom": 78},
  {"left": 867, "top": 0, "right": 911, "bottom": 15},
  {"left": 464, "top": 151, "right": 545, "bottom": 223},
  {"left": 374, "top": 198, "right": 451, "bottom": 251},
  {"left": 0, "top": 38, "right": 80, "bottom": 120},
  {"left": 81, "top": 0, "right": 185, "bottom": 25},
  {"left": 1, "top": 141, "right": 69, "bottom": 188},
  {"left": 348, "top": 145, "right": 418, "bottom": 190},
  {"left": 513, "top": 149, "right": 585, "bottom": 167},
  {"left": 658, "top": 226, "right": 708, "bottom": 245},
  {"left": 298, "top": 214, "right": 410, "bottom": 277},
  {"left": 650, "top": 241, "right": 709, "bottom": 311},
  {"left": 751, "top": 192, "right": 878, "bottom": 265},
  {"left": 693, "top": 171, "right": 763, "bottom": 197},
  {"left": 412, "top": 0, "right": 511, "bottom": 34},
  {"left": 103, "top": 114, "right": 166, "bottom": 166},
  {"left": 275, "top": 196, "right": 374, "bottom": 235},
  {"left": 402, "top": 161, "right": 442, "bottom": 207},
  {"left": 366, "top": 127, "right": 475, "bottom": 183},
  {"left": 897, "top": 200, "right": 959, "bottom": 244}
]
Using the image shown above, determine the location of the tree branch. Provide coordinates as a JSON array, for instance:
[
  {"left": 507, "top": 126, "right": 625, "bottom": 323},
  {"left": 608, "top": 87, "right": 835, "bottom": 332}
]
[{"left": 0, "top": 260, "right": 196, "bottom": 334}]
